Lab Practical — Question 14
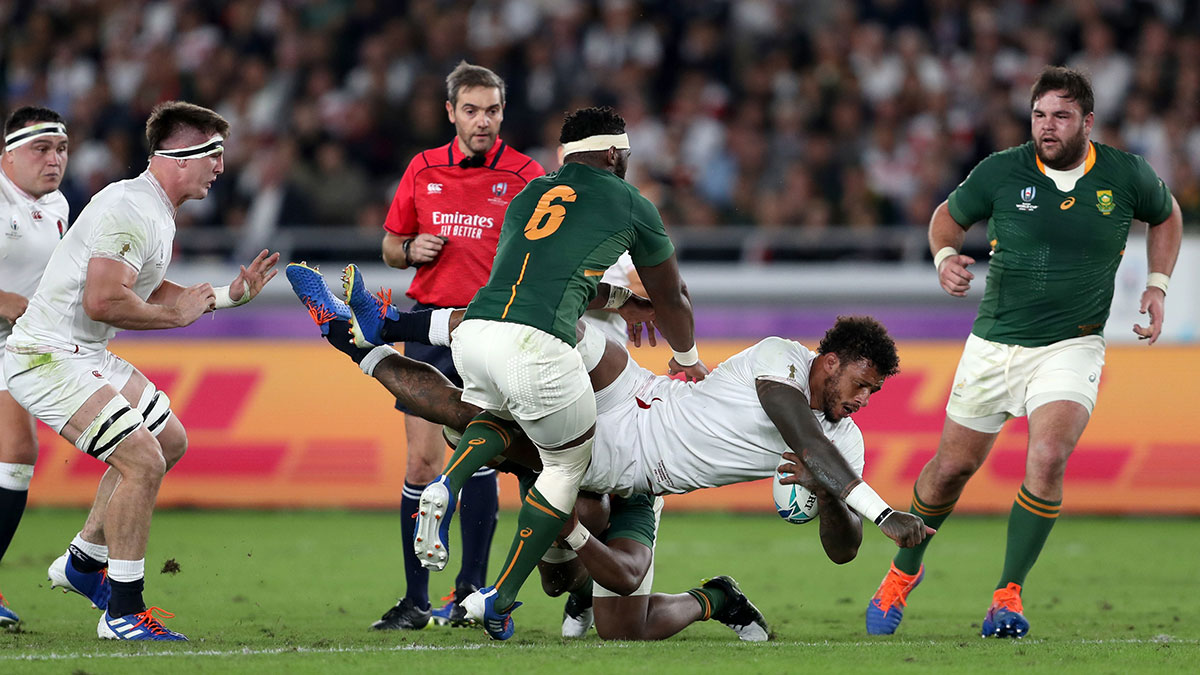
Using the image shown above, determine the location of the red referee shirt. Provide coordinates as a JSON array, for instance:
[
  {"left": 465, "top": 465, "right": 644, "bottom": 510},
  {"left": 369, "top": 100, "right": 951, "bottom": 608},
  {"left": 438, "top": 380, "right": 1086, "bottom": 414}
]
[{"left": 384, "top": 137, "right": 545, "bottom": 307}]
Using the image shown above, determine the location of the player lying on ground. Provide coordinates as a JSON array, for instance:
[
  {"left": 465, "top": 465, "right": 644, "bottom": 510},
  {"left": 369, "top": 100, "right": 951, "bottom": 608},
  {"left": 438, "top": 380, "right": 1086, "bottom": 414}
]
[{"left": 288, "top": 261, "right": 932, "bottom": 536}]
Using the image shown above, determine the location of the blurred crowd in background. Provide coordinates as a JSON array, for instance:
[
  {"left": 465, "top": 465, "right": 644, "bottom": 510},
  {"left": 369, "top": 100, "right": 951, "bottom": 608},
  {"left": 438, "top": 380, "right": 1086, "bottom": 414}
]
[{"left": 3, "top": 0, "right": 1199, "bottom": 261}]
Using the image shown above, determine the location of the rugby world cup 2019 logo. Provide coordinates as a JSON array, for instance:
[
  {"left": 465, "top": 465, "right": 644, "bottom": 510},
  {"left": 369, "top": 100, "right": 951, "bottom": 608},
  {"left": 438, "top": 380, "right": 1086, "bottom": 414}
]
[
  {"left": 491, "top": 182, "right": 508, "bottom": 197},
  {"left": 1017, "top": 186, "right": 1038, "bottom": 211},
  {"left": 1096, "top": 189, "right": 1115, "bottom": 215}
]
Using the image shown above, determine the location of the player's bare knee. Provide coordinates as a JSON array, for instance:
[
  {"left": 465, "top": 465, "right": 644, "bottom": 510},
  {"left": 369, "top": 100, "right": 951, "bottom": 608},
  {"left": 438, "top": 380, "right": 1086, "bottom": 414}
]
[{"left": 107, "top": 433, "right": 167, "bottom": 483}]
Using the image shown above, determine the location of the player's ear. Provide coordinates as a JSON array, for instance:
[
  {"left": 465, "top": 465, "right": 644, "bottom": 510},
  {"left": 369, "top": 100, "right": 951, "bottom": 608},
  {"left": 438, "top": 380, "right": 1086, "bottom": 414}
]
[
  {"left": 822, "top": 352, "right": 841, "bottom": 374},
  {"left": 445, "top": 100, "right": 455, "bottom": 123}
]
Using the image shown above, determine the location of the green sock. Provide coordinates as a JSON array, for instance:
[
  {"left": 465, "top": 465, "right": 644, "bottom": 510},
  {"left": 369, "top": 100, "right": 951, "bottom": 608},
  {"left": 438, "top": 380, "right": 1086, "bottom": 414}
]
[
  {"left": 442, "top": 412, "right": 517, "bottom": 495},
  {"left": 998, "top": 484, "right": 1060, "bottom": 589},
  {"left": 893, "top": 488, "right": 957, "bottom": 575},
  {"left": 492, "top": 486, "right": 570, "bottom": 610},
  {"left": 686, "top": 587, "right": 727, "bottom": 620}
]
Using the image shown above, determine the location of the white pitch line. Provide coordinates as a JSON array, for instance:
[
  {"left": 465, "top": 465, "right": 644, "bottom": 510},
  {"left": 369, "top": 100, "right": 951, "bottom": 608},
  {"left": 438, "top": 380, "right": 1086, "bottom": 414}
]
[{"left": 1, "top": 637, "right": 1195, "bottom": 662}]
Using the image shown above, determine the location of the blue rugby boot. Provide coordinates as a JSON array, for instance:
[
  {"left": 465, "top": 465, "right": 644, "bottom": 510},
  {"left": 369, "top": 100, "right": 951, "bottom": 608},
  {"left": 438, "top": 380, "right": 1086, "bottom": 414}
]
[
  {"left": 431, "top": 584, "right": 477, "bottom": 627},
  {"left": 48, "top": 551, "right": 110, "bottom": 610},
  {"left": 461, "top": 586, "right": 520, "bottom": 641},
  {"left": 413, "top": 476, "right": 456, "bottom": 571},
  {"left": 341, "top": 263, "right": 399, "bottom": 347},
  {"left": 286, "top": 262, "right": 350, "bottom": 335},
  {"left": 0, "top": 591, "right": 19, "bottom": 629},
  {"left": 981, "top": 582, "right": 1030, "bottom": 638},
  {"left": 866, "top": 562, "right": 923, "bottom": 635},
  {"left": 98, "top": 607, "right": 188, "bottom": 641}
]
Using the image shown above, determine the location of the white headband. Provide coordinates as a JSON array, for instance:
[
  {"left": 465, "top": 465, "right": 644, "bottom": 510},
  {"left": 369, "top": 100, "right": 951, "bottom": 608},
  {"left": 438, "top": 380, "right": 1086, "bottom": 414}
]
[
  {"left": 153, "top": 134, "right": 225, "bottom": 160},
  {"left": 561, "top": 133, "right": 630, "bottom": 157},
  {"left": 4, "top": 122, "right": 68, "bottom": 151}
]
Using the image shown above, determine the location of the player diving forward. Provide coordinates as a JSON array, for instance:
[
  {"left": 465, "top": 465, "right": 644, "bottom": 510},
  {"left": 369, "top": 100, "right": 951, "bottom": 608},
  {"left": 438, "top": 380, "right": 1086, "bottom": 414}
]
[{"left": 287, "top": 264, "right": 933, "bottom": 636}]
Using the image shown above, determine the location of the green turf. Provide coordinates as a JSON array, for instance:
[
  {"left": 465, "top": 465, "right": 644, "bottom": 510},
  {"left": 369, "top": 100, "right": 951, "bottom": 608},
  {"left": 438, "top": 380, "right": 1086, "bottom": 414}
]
[{"left": 1, "top": 509, "right": 1197, "bottom": 673}]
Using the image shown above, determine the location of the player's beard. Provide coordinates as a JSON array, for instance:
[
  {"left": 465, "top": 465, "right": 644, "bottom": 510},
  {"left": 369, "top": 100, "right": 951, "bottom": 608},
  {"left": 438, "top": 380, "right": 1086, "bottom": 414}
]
[
  {"left": 820, "top": 368, "right": 846, "bottom": 422},
  {"left": 1035, "top": 125, "right": 1089, "bottom": 170}
]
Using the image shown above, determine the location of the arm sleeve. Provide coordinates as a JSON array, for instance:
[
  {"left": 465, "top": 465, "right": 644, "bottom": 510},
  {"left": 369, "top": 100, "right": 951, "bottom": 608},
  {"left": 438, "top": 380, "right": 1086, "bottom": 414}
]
[
  {"left": 627, "top": 189, "right": 675, "bottom": 268},
  {"left": 947, "top": 154, "right": 1003, "bottom": 227},
  {"left": 1130, "top": 155, "right": 1174, "bottom": 225},
  {"left": 90, "top": 211, "right": 149, "bottom": 272},
  {"left": 383, "top": 156, "right": 422, "bottom": 237},
  {"left": 751, "top": 337, "right": 812, "bottom": 397}
]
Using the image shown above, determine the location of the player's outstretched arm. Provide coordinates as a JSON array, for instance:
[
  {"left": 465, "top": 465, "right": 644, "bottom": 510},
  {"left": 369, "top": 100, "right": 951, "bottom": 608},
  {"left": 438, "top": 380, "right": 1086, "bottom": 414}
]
[
  {"left": 776, "top": 452, "right": 863, "bottom": 564},
  {"left": 761, "top": 380, "right": 932, "bottom": 548},
  {"left": 555, "top": 496, "right": 652, "bottom": 597},
  {"left": 87, "top": 258, "right": 213, "bottom": 329},
  {"left": 636, "top": 254, "right": 707, "bottom": 379},
  {"left": 929, "top": 201, "right": 975, "bottom": 298},
  {"left": 1135, "top": 196, "right": 1182, "bottom": 344},
  {"left": 361, "top": 342, "right": 480, "bottom": 431}
]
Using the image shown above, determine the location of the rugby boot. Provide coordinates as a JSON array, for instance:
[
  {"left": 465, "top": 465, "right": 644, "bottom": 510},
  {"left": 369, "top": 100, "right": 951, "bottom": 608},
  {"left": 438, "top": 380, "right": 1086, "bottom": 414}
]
[
  {"left": 98, "top": 607, "right": 188, "bottom": 641},
  {"left": 286, "top": 262, "right": 350, "bottom": 335},
  {"left": 341, "top": 263, "right": 399, "bottom": 347},
  {"left": 0, "top": 590, "right": 18, "bottom": 628},
  {"left": 461, "top": 586, "right": 520, "bottom": 641},
  {"left": 431, "top": 584, "right": 477, "bottom": 627},
  {"left": 981, "top": 582, "right": 1030, "bottom": 638},
  {"left": 702, "top": 575, "right": 771, "bottom": 642},
  {"left": 48, "top": 551, "right": 110, "bottom": 610},
  {"left": 561, "top": 592, "right": 594, "bottom": 638},
  {"left": 866, "top": 562, "right": 923, "bottom": 635},
  {"left": 370, "top": 597, "right": 432, "bottom": 630},
  {"left": 413, "top": 475, "right": 456, "bottom": 571}
]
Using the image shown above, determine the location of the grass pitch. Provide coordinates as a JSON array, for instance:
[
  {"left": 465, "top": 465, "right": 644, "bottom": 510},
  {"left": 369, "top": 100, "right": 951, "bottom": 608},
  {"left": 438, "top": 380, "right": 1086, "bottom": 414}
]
[{"left": 1, "top": 509, "right": 1197, "bottom": 673}]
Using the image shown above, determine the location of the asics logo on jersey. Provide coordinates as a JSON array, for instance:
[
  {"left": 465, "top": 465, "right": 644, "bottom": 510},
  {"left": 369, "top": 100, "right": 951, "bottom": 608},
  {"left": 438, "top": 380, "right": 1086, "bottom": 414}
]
[
  {"left": 427, "top": 183, "right": 443, "bottom": 194},
  {"left": 1060, "top": 197, "right": 1075, "bottom": 210},
  {"left": 431, "top": 211, "right": 495, "bottom": 228}
]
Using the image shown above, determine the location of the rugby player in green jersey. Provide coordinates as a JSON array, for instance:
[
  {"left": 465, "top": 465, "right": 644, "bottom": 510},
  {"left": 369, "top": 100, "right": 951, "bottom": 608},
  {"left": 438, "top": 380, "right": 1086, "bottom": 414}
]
[
  {"left": 344, "top": 106, "right": 705, "bottom": 640},
  {"left": 866, "top": 66, "right": 1183, "bottom": 639}
]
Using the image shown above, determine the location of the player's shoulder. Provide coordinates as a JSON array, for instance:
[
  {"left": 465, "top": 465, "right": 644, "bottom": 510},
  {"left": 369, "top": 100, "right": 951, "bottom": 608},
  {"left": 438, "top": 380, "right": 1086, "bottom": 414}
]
[
  {"left": 750, "top": 336, "right": 811, "bottom": 360},
  {"left": 1092, "top": 141, "right": 1152, "bottom": 175}
]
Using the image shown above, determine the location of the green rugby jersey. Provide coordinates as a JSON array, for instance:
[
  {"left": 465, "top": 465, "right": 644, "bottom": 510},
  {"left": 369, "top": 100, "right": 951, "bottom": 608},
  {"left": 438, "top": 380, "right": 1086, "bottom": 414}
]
[
  {"left": 948, "top": 141, "right": 1173, "bottom": 347},
  {"left": 463, "top": 162, "right": 675, "bottom": 345}
]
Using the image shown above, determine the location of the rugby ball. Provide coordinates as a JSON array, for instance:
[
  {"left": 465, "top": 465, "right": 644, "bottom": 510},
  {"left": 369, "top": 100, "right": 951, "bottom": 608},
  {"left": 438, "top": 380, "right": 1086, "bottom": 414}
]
[{"left": 773, "top": 471, "right": 819, "bottom": 524}]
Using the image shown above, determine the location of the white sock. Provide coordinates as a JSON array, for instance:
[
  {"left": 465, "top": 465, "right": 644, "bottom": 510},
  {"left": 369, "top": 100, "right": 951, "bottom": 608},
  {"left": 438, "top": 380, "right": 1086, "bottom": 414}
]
[
  {"left": 429, "top": 308, "right": 454, "bottom": 346},
  {"left": 71, "top": 533, "right": 109, "bottom": 562},
  {"left": 107, "top": 558, "right": 145, "bottom": 583},
  {"left": 0, "top": 462, "right": 34, "bottom": 490}
]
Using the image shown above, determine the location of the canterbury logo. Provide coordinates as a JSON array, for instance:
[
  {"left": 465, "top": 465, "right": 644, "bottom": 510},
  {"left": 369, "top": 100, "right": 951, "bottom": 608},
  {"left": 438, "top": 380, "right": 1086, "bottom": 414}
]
[{"left": 1060, "top": 197, "right": 1075, "bottom": 210}]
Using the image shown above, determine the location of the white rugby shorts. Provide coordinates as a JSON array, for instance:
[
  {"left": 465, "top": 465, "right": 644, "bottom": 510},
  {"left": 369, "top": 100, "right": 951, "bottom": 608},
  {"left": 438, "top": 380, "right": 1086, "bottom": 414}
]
[
  {"left": 3, "top": 346, "right": 136, "bottom": 432},
  {"left": 946, "top": 333, "right": 1105, "bottom": 433},
  {"left": 451, "top": 319, "right": 592, "bottom": 421},
  {"left": 594, "top": 496, "right": 664, "bottom": 598},
  {"left": 580, "top": 355, "right": 658, "bottom": 496}
]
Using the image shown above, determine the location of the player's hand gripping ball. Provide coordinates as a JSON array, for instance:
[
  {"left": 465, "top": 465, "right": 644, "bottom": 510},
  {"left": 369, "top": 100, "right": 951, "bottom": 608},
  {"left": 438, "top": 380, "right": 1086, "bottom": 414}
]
[{"left": 773, "top": 471, "right": 819, "bottom": 524}]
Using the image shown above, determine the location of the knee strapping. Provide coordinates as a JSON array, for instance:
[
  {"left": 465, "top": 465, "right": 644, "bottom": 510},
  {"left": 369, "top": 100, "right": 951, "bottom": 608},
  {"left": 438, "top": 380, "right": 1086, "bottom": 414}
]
[
  {"left": 76, "top": 396, "right": 144, "bottom": 461},
  {"left": 534, "top": 436, "right": 594, "bottom": 513},
  {"left": 0, "top": 462, "right": 34, "bottom": 490},
  {"left": 136, "top": 386, "right": 172, "bottom": 437}
]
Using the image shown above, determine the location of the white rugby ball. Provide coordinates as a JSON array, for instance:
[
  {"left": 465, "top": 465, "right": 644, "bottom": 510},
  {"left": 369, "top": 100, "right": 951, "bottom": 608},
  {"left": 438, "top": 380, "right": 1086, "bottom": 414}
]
[{"left": 773, "top": 471, "right": 819, "bottom": 524}]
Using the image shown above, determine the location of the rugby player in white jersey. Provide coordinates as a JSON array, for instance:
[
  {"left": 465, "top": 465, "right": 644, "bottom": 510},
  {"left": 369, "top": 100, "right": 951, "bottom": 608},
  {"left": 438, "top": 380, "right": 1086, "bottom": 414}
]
[
  {"left": 287, "top": 265, "right": 934, "bottom": 634},
  {"left": 4, "top": 101, "right": 279, "bottom": 641},
  {"left": 0, "top": 106, "right": 71, "bottom": 628}
]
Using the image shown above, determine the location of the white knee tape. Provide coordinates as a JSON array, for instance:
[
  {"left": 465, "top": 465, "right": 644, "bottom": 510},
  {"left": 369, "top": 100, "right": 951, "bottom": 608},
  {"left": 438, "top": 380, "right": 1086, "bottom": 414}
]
[
  {"left": 0, "top": 462, "right": 34, "bottom": 490},
  {"left": 76, "top": 396, "right": 144, "bottom": 461},
  {"left": 541, "top": 545, "right": 578, "bottom": 564},
  {"left": 442, "top": 425, "right": 463, "bottom": 448},
  {"left": 533, "top": 436, "right": 594, "bottom": 513},
  {"left": 136, "top": 386, "right": 173, "bottom": 437}
]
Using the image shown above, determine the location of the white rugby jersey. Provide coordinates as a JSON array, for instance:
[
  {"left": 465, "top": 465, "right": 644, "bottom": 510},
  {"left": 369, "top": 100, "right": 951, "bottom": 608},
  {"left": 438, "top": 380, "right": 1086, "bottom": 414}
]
[
  {"left": 9, "top": 171, "right": 175, "bottom": 354},
  {"left": 0, "top": 169, "right": 69, "bottom": 344},
  {"left": 581, "top": 252, "right": 636, "bottom": 344},
  {"left": 584, "top": 337, "right": 866, "bottom": 496}
]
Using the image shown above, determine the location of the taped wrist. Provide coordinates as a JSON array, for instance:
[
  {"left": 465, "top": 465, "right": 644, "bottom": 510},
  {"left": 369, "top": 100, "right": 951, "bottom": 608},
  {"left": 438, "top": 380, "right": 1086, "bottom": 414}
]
[
  {"left": 564, "top": 522, "right": 591, "bottom": 551},
  {"left": 360, "top": 345, "right": 400, "bottom": 376},
  {"left": 672, "top": 344, "right": 700, "bottom": 367},
  {"left": 933, "top": 246, "right": 958, "bottom": 271},
  {"left": 845, "top": 482, "right": 893, "bottom": 525},
  {"left": 213, "top": 285, "right": 251, "bottom": 310}
]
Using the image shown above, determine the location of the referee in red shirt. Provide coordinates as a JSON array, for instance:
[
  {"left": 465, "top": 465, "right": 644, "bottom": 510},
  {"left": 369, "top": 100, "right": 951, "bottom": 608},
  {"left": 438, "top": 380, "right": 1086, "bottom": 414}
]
[{"left": 372, "top": 62, "right": 544, "bottom": 630}]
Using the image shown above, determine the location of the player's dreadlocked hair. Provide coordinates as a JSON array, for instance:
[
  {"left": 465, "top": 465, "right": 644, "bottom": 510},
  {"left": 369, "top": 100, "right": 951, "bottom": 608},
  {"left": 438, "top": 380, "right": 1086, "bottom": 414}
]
[
  {"left": 818, "top": 316, "right": 900, "bottom": 378},
  {"left": 1031, "top": 66, "right": 1094, "bottom": 116},
  {"left": 559, "top": 106, "right": 626, "bottom": 145},
  {"left": 5, "top": 105, "right": 65, "bottom": 137}
]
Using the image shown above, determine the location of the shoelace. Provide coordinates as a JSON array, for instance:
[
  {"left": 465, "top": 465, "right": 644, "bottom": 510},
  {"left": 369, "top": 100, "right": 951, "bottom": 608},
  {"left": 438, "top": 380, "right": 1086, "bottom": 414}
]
[
  {"left": 992, "top": 583, "right": 1023, "bottom": 613},
  {"left": 440, "top": 589, "right": 456, "bottom": 603},
  {"left": 129, "top": 606, "right": 176, "bottom": 636},
  {"left": 372, "top": 288, "right": 393, "bottom": 319},
  {"left": 301, "top": 295, "right": 338, "bottom": 325},
  {"left": 0, "top": 590, "right": 8, "bottom": 607},
  {"left": 874, "top": 570, "right": 917, "bottom": 613}
]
